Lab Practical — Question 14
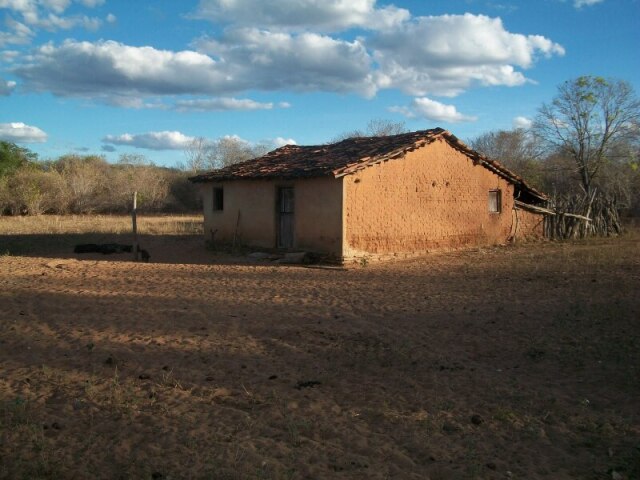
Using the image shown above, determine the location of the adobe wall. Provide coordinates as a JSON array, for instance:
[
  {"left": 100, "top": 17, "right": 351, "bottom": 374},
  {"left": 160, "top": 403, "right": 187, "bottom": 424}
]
[
  {"left": 342, "top": 137, "right": 516, "bottom": 259},
  {"left": 513, "top": 208, "right": 545, "bottom": 240},
  {"left": 201, "top": 177, "right": 342, "bottom": 256}
]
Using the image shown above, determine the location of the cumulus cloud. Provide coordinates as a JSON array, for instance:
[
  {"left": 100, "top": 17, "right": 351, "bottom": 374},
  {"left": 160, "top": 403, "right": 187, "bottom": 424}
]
[
  {"left": 14, "top": 40, "right": 233, "bottom": 98},
  {"left": 371, "top": 13, "right": 565, "bottom": 96},
  {"left": 574, "top": 0, "right": 604, "bottom": 7},
  {"left": 192, "top": 0, "right": 409, "bottom": 32},
  {"left": 14, "top": 34, "right": 375, "bottom": 99},
  {"left": 9, "top": 12, "right": 564, "bottom": 104},
  {"left": 102, "top": 131, "right": 196, "bottom": 150},
  {"left": 174, "top": 97, "right": 276, "bottom": 112},
  {"left": 0, "top": 78, "right": 17, "bottom": 95},
  {"left": 390, "top": 97, "right": 477, "bottom": 123},
  {"left": 513, "top": 116, "right": 532, "bottom": 129},
  {"left": 0, "top": 122, "right": 48, "bottom": 143},
  {"left": 196, "top": 28, "right": 376, "bottom": 96}
]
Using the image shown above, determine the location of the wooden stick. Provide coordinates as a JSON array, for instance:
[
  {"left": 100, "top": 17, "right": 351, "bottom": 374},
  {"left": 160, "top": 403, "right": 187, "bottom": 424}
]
[
  {"left": 132, "top": 191, "right": 139, "bottom": 261},
  {"left": 559, "top": 212, "right": 592, "bottom": 222},
  {"left": 514, "top": 200, "right": 555, "bottom": 215}
]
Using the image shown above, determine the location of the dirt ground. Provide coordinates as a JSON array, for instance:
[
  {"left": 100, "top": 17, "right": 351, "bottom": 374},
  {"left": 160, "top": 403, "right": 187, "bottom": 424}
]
[{"left": 0, "top": 224, "right": 639, "bottom": 479}]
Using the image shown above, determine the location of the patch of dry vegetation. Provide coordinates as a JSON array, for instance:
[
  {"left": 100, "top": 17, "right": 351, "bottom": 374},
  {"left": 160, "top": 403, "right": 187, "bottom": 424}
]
[
  {"left": 0, "top": 214, "right": 203, "bottom": 258},
  {"left": 0, "top": 214, "right": 203, "bottom": 236}
]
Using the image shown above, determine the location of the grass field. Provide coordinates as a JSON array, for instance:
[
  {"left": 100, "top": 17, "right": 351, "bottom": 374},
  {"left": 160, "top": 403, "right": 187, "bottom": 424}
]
[
  {"left": 0, "top": 215, "right": 639, "bottom": 479},
  {"left": 0, "top": 214, "right": 203, "bottom": 261}
]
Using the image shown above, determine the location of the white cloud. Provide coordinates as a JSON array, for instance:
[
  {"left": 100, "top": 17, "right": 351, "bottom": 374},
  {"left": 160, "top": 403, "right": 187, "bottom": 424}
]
[
  {"left": 78, "top": 0, "right": 105, "bottom": 7},
  {"left": 193, "top": 0, "right": 409, "bottom": 32},
  {"left": 0, "top": 122, "right": 48, "bottom": 143},
  {"left": 197, "top": 28, "right": 376, "bottom": 96},
  {"left": 1, "top": 50, "right": 20, "bottom": 62},
  {"left": 14, "top": 40, "right": 232, "bottom": 98},
  {"left": 31, "top": 13, "right": 102, "bottom": 31},
  {"left": 106, "top": 13, "right": 116, "bottom": 23},
  {"left": 174, "top": 97, "right": 275, "bottom": 112},
  {"left": 0, "top": 18, "right": 34, "bottom": 48},
  {"left": 574, "top": 0, "right": 604, "bottom": 7},
  {"left": 371, "top": 13, "right": 565, "bottom": 96},
  {"left": 390, "top": 97, "right": 477, "bottom": 123},
  {"left": 9, "top": 12, "right": 564, "bottom": 105},
  {"left": 512, "top": 116, "right": 532, "bottom": 129},
  {"left": 273, "top": 137, "right": 296, "bottom": 147},
  {"left": 40, "top": 0, "right": 72, "bottom": 14},
  {"left": 0, "top": 78, "right": 17, "bottom": 95},
  {"left": 0, "top": 0, "right": 108, "bottom": 43},
  {"left": 14, "top": 34, "right": 376, "bottom": 100},
  {"left": 102, "top": 131, "right": 196, "bottom": 150}
]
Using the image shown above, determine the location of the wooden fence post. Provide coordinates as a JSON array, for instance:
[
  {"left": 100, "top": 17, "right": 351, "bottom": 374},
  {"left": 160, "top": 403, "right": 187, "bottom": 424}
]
[{"left": 132, "top": 191, "right": 139, "bottom": 261}]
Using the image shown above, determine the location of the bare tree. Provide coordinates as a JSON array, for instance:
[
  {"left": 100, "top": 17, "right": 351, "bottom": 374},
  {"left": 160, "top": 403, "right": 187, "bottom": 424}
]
[
  {"left": 365, "top": 118, "right": 407, "bottom": 137},
  {"left": 54, "top": 155, "right": 110, "bottom": 213},
  {"left": 470, "top": 128, "right": 545, "bottom": 188},
  {"left": 183, "top": 137, "right": 213, "bottom": 173},
  {"left": 331, "top": 118, "right": 407, "bottom": 142},
  {"left": 533, "top": 76, "right": 640, "bottom": 196},
  {"left": 182, "top": 136, "right": 269, "bottom": 172},
  {"left": 209, "top": 136, "right": 256, "bottom": 169}
]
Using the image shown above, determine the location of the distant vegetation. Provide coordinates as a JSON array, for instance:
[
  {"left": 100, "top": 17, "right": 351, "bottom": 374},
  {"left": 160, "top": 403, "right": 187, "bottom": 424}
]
[
  {"left": 0, "top": 148, "right": 201, "bottom": 215},
  {"left": 471, "top": 76, "right": 640, "bottom": 218},
  {"left": 1, "top": 77, "right": 638, "bottom": 219}
]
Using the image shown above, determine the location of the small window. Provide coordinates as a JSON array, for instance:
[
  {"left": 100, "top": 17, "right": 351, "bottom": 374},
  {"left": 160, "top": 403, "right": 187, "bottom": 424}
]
[
  {"left": 488, "top": 190, "right": 502, "bottom": 213},
  {"left": 213, "top": 187, "right": 224, "bottom": 211}
]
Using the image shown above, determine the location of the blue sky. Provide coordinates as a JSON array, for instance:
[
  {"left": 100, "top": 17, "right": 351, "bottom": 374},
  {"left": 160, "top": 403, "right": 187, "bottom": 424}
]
[{"left": 1, "top": 0, "right": 639, "bottom": 167}]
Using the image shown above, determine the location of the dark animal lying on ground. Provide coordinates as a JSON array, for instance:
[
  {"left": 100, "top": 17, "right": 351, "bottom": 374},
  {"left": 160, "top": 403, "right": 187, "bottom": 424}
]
[
  {"left": 137, "top": 245, "right": 150, "bottom": 262},
  {"left": 74, "top": 243, "right": 133, "bottom": 254}
]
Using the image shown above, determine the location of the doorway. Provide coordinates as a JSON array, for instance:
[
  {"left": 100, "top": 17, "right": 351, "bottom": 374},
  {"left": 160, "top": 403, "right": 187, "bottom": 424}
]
[{"left": 277, "top": 187, "right": 294, "bottom": 248}]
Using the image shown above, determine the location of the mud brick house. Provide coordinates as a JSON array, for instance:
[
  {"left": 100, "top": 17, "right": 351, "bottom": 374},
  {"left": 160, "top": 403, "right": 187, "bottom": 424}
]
[{"left": 190, "top": 128, "right": 547, "bottom": 261}]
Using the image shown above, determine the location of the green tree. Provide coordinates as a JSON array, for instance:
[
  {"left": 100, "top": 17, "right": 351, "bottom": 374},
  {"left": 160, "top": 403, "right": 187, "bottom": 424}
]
[
  {"left": 534, "top": 76, "right": 640, "bottom": 196},
  {"left": 0, "top": 141, "right": 37, "bottom": 177}
]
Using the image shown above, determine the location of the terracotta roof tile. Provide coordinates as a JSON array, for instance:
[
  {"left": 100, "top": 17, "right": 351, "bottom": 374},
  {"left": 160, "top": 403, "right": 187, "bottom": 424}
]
[{"left": 189, "top": 128, "right": 547, "bottom": 203}]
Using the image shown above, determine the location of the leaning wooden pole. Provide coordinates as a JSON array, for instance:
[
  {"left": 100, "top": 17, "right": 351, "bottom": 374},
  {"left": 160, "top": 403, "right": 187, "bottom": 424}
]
[{"left": 132, "top": 191, "right": 139, "bottom": 261}]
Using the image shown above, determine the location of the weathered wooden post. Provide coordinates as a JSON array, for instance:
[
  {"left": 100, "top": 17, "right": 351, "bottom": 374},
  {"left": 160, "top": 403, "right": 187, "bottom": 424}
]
[{"left": 132, "top": 191, "right": 139, "bottom": 261}]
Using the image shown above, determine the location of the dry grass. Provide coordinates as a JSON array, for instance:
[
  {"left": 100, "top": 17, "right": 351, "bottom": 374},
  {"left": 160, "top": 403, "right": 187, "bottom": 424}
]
[
  {"left": 0, "top": 214, "right": 203, "bottom": 236},
  {"left": 0, "top": 214, "right": 204, "bottom": 258}
]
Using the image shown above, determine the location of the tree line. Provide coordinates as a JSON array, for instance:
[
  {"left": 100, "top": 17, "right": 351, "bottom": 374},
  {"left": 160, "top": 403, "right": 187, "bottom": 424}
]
[
  {"left": 0, "top": 135, "right": 272, "bottom": 216},
  {"left": 0, "top": 148, "right": 201, "bottom": 215}
]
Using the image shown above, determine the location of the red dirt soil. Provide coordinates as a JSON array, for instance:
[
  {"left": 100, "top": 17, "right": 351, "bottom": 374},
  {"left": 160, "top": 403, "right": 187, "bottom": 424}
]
[{"left": 1, "top": 233, "right": 639, "bottom": 479}]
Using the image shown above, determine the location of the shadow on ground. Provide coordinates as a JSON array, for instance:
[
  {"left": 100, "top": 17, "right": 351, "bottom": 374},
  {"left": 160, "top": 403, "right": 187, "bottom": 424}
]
[{"left": 0, "top": 233, "right": 225, "bottom": 265}]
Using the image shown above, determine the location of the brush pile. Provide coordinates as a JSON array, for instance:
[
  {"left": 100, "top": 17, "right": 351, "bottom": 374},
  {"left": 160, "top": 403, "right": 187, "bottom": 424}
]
[{"left": 544, "top": 191, "right": 623, "bottom": 239}]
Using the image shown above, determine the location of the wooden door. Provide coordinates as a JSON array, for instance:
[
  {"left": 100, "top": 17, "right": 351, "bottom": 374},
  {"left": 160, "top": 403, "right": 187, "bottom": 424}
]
[{"left": 277, "top": 187, "right": 294, "bottom": 248}]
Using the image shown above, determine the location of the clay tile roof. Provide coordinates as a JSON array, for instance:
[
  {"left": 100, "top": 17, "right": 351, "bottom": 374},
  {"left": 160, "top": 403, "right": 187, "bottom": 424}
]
[{"left": 189, "top": 127, "right": 547, "bottom": 203}]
